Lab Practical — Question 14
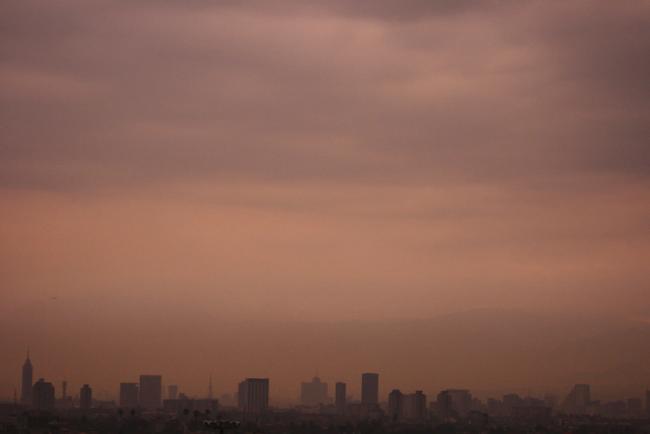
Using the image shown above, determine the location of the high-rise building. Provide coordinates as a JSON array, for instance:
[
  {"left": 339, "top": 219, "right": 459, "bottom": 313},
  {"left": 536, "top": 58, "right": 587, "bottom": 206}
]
[
  {"left": 646, "top": 390, "right": 650, "bottom": 417},
  {"left": 238, "top": 378, "right": 269, "bottom": 415},
  {"left": 389, "top": 389, "right": 426, "bottom": 421},
  {"left": 139, "top": 375, "right": 162, "bottom": 409},
  {"left": 32, "top": 379, "right": 55, "bottom": 410},
  {"left": 300, "top": 377, "right": 328, "bottom": 406},
  {"left": 80, "top": 384, "right": 92, "bottom": 410},
  {"left": 120, "top": 383, "right": 139, "bottom": 409},
  {"left": 20, "top": 353, "right": 33, "bottom": 405},
  {"left": 403, "top": 391, "right": 427, "bottom": 420},
  {"left": 168, "top": 385, "right": 178, "bottom": 400},
  {"left": 335, "top": 382, "right": 346, "bottom": 414},
  {"left": 388, "top": 389, "right": 403, "bottom": 421},
  {"left": 361, "top": 373, "right": 379, "bottom": 405}
]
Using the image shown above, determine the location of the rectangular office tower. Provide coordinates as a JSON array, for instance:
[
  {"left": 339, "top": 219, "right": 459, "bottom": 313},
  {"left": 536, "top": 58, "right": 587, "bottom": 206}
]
[
  {"left": 238, "top": 378, "right": 269, "bottom": 414},
  {"left": 300, "top": 377, "right": 328, "bottom": 406},
  {"left": 361, "top": 373, "right": 379, "bottom": 405},
  {"left": 139, "top": 375, "right": 162, "bottom": 409},
  {"left": 335, "top": 382, "right": 347, "bottom": 414}
]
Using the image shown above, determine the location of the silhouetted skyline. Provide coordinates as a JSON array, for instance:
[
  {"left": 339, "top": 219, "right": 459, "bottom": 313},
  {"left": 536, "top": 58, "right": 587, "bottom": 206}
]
[{"left": 1, "top": 0, "right": 649, "bottom": 424}]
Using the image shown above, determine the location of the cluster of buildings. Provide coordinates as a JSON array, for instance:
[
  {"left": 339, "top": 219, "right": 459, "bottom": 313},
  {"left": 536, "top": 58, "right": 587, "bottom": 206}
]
[
  {"left": 17, "top": 353, "right": 218, "bottom": 414},
  {"left": 18, "top": 353, "right": 92, "bottom": 412},
  {"left": 14, "top": 353, "right": 650, "bottom": 424}
]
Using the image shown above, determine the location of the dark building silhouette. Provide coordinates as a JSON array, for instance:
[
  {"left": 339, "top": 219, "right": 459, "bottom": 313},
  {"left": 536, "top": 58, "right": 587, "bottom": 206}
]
[
  {"left": 388, "top": 389, "right": 403, "bottom": 421},
  {"left": 139, "top": 375, "right": 162, "bottom": 409},
  {"left": 403, "top": 390, "right": 427, "bottom": 420},
  {"left": 238, "top": 378, "right": 269, "bottom": 415},
  {"left": 32, "top": 379, "right": 55, "bottom": 410},
  {"left": 389, "top": 389, "right": 426, "bottom": 421},
  {"left": 646, "top": 390, "right": 650, "bottom": 417},
  {"left": 300, "top": 376, "right": 328, "bottom": 406},
  {"left": 335, "top": 382, "right": 346, "bottom": 414},
  {"left": 120, "top": 382, "right": 139, "bottom": 409},
  {"left": 80, "top": 384, "right": 92, "bottom": 410},
  {"left": 20, "top": 353, "right": 33, "bottom": 405},
  {"left": 361, "top": 373, "right": 379, "bottom": 405},
  {"left": 167, "top": 384, "right": 178, "bottom": 400}
]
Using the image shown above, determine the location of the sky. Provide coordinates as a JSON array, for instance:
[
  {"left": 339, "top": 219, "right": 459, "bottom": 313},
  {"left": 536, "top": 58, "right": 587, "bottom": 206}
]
[{"left": 1, "top": 0, "right": 649, "bottom": 403}]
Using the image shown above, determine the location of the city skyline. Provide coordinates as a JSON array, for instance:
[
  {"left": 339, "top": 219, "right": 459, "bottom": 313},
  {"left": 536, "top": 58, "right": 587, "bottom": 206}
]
[
  {"left": 3, "top": 306, "right": 650, "bottom": 402},
  {"left": 1, "top": 1, "right": 649, "bottom": 431},
  {"left": 9, "top": 353, "right": 650, "bottom": 424},
  {"left": 7, "top": 350, "right": 650, "bottom": 407}
]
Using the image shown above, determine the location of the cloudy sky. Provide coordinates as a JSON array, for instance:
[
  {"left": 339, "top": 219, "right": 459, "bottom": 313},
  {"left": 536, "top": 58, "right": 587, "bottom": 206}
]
[{"left": 1, "top": 0, "right": 649, "bottom": 400}]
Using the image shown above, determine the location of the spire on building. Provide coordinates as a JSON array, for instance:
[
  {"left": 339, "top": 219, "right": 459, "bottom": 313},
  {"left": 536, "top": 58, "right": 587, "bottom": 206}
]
[
  {"left": 208, "top": 375, "right": 213, "bottom": 400},
  {"left": 21, "top": 350, "right": 34, "bottom": 405}
]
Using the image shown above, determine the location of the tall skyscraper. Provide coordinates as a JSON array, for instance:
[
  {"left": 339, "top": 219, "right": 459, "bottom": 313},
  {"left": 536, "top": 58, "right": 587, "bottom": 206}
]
[
  {"left": 120, "top": 383, "right": 139, "bottom": 409},
  {"left": 238, "top": 378, "right": 269, "bottom": 415},
  {"left": 335, "top": 382, "right": 346, "bottom": 414},
  {"left": 80, "top": 384, "right": 92, "bottom": 410},
  {"left": 20, "top": 352, "right": 33, "bottom": 405},
  {"left": 646, "top": 390, "right": 650, "bottom": 417},
  {"left": 361, "top": 373, "right": 379, "bottom": 405},
  {"left": 300, "top": 376, "right": 328, "bottom": 406},
  {"left": 32, "top": 379, "right": 55, "bottom": 410},
  {"left": 139, "top": 375, "right": 162, "bottom": 409},
  {"left": 168, "top": 384, "right": 178, "bottom": 400}
]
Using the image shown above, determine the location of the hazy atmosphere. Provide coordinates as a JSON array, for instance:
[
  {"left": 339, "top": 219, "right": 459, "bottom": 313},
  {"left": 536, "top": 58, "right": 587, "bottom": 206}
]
[{"left": 1, "top": 0, "right": 649, "bottom": 405}]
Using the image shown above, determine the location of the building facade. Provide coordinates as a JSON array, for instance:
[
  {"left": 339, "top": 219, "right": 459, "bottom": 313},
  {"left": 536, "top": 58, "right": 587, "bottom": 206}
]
[
  {"left": 139, "top": 375, "right": 162, "bottom": 409},
  {"left": 32, "top": 379, "right": 55, "bottom": 410},
  {"left": 300, "top": 377, "right": 328, "bottom": 406},
  {"left": 403, "top": 390, "right": 427, "bottom": 420},
  {"left": 361, "top": 373, "right": 379, "bottom": 405},
  {"left": 238, "top": 378, "right": 269, "bottom": 415},
  {"left": 388, "top": 389, "right": 403, "bottom": 421},
  {"left": 120, "top": 383, "right": 139, "bottom": 409}
]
